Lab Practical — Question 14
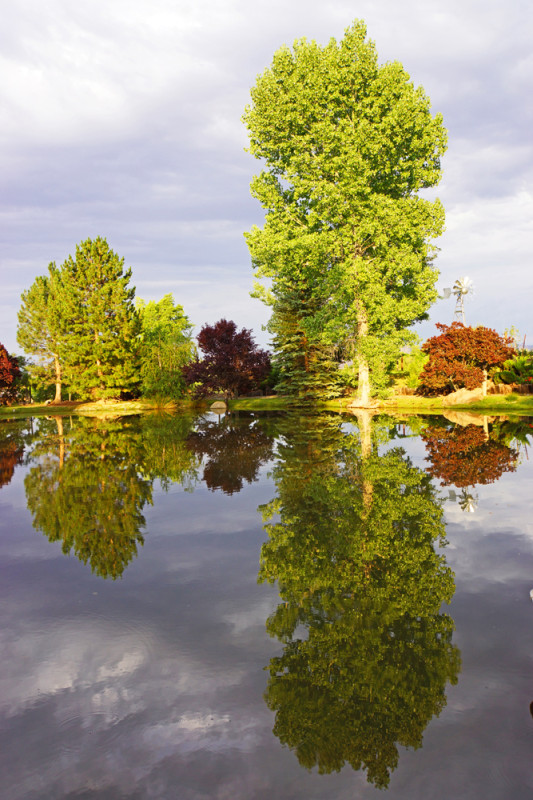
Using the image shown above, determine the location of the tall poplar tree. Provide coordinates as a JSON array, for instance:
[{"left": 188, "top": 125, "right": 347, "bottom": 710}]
[
  {"left": 244, "top": 20, "right": 447, "bottom": 402},
  {"left": 59, "top": 237, "right": 140, "bottom": 399}
]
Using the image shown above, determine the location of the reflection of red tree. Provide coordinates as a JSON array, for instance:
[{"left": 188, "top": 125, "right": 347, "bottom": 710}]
[
  {"left": 187, "top": 418, "right": 274, "bottom": 495},
  {"left": 0, "top": 440, "right": 24, "bottom": 488},
  {"left": 422, "top": 425, "right": 518, "bottom": 488}
]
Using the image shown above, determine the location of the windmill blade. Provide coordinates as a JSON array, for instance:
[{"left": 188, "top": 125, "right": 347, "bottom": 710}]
[{"left": 453, "top": 276, "right": 474, "bottom": 296}]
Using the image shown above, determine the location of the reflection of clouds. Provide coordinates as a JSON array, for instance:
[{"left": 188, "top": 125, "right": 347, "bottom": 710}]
[
  {"left": 222, "top": 598, "right": 276, "bottom": 635},
  {"left": 144, "top": 712, "right": 261, "bottom": 756}
]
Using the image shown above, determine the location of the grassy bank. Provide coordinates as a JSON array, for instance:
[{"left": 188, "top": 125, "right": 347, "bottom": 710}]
[{"left": 2, "top": 392, "right": 533, "bottom": 420}]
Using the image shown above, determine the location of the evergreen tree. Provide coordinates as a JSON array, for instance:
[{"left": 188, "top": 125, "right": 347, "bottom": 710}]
[{"left": 59, "top": 237, "right": 140, "bottom": 399}]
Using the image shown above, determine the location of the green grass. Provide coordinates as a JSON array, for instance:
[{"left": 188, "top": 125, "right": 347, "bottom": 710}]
[
  {"left": 228, "top": 395, "right": 291, "bottom": 411},
  {"left": 2, "top": 392, "right": 533, "bottom": 419}
]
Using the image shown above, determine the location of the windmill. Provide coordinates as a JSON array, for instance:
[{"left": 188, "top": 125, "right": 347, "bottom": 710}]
[{"left": 452, "top": 276, "right": 474, "bottom": 324}]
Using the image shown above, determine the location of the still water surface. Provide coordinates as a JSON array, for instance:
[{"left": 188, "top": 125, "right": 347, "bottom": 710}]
[{"left": 1, "top": 410, "right": 533, "bottom": 798}]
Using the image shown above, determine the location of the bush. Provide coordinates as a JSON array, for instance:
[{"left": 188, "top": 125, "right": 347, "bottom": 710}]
[{"left": 417, "top": 323, "right": 515, "bottom": 396}]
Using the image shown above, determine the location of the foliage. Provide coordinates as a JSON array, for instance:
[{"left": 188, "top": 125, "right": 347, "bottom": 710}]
[
  {"left": 417, "top": 323, "right": 515, "bottom": 396},
  {"left": 266, "top": 282, "right": 342, "bottom": 400},
  {"left": 137, "top": 294, "right": 195, "bottom": 398},
  {"left": 18, "top": 238, "right": 141, "bottom": 402},
  {"left": 25, "top": 416, "right": 153, "bottom": 579},
  {"left": 140, "top": 413, "right": 200, "bottom": 491},
  {"left": 392, "top": 345, "right": 429, "bottom": 390},
  {"left": 493, "top": 354, "right": 533, "bottom": 386},
  {"left": 186, "top": 412, "right": 275, "bottom": 494},
  {"left": 57, "top": 237, "right": 140, "bottom": 399},
  {"left": 17, "top": 268, "right": 66, "bottom": 401},
  {"left": 259, "top": 413, "right": 459, "bottom": 787},
  {"left": 0, "top": 419, "right": 31, "bottom": 487},
  {"left": 184, "top": 319, "right": 271, "bottom": 400},
  {"left": 244, "top": 20, "right": 447, "bottom": 401},
  {"left": 0, "top": 343, "right": 21, "bottom": 405},
  {"left": 422, "top": 421, "right": 518, "bottom": 488}
]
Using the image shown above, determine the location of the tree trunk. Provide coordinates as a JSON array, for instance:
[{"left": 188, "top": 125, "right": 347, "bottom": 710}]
[
  {"left": 53, "top": 353, "right": 62, "bottom": 402},
  {"left": 356, "top": 305, "right": 371, "bottom": 404}
]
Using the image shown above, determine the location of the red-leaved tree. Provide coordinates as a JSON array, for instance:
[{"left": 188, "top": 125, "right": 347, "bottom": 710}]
[
  {"left": 0, "top": 343, "right": 21, "bottom": 405},
  {"left": 417, "top": 323, "right": 515, "bottom": 396},
  {"left": 184, "top": 319, "right": 271, "bottom": 399}
]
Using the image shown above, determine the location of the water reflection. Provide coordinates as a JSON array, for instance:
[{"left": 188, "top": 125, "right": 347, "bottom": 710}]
[
  {"left": 16, "top": 412, "right": 275, "bottom": 578},
  {"left": 423, "top": 419, "right": 519, "bottom": 490},
  {"left": 24, "top": 416, "right": 153, "bottom": 579},
  {"left": 0, "top": 418, "right": 32, "bottom": 488},
  {"left": 259, "top": 413, "right": 460, "bottom": 788},
  {"left": 186, "top": 412, "right": 275, "bottom": 494}
]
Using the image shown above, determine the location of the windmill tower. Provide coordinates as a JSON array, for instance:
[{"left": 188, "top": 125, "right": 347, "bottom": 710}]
[{"left": 452, "top": 277, "right": 474, "bottom": 324}]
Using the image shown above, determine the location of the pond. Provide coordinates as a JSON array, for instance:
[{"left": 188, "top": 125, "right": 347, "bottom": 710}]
[{"left": 1, "top": 409, "right": 533, "bottom": 799}]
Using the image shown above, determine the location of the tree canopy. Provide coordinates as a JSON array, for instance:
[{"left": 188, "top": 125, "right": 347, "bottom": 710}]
[
  {"left": 184, "top": 318, "right": 271, "bottom": 399},
  {"left": 0, "top": 343, "right": 20, "bottom": 405},
  {"left": 244, "top": 20, "right": 447, "bottom": 401},
  {"left": 417, "top": 323, "right": 515, "bottom": 396},
  {"left": 58, "top": 237, "right": 140, "bottom": 398},
  {"left": 136, "top": 294, "right": 195, "bottom": 397}
]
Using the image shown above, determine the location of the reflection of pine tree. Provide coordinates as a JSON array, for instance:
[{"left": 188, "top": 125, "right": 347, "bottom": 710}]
[
  {"left": 186, "top": 413, "right": 275, "bottom": 494},
  {"left": 422, "top": 422, "right": 518, "bottom": 488},
  {"left": 260, "top": 414, "right": 460, "bottom": 788},
  {"left": 25, "top": 416, "right": 152, "bottom": 579}
]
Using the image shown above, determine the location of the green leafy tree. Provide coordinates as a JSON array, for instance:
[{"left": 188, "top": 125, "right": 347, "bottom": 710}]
[
  {"left": 24, "top": 416, "right": 152, "bottom": 579},
  {"left": 17, "top": 269, "right": 66, "bottom": 401},
  {"left": 136, "top": 294, "right": 195, "bottom": 398},
  {"left": 244, "top": 20, "right": 447, "bottom": 402},
  {"left": 259, "top": 413, "right": 460, "bottom": 787},
  {"left": 58, "top": 237, "right": 140, "bottom": 399},
  {"left": 417, "top": 323, "right": 515, "bottom": 396}
]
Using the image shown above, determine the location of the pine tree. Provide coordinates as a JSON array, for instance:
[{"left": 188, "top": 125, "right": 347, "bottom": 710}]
[{"left": 59, "top": 237, "right": 140, "bottom": 399}]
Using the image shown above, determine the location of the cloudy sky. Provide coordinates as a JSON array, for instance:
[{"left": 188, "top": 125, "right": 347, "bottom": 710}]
[{"left": 1, "top": 0, "right": 531, "bottom": 355}]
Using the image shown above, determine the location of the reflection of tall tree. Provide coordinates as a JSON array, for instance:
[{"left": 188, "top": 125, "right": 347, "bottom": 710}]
[
  {"left": 25, "top": 416, "right": 152, "bottom": 579},
  {"left": 260, "top": 414, "right": 460, "bottom": 788},
  {"left": 186, "top": 413, "right": 275, "bottom": 494},
  {"left": 0, "top": 419, "right": 31, "bottom": 488},
  {"left": 422, "top": 421, "right": 518, "bottom": 488}
]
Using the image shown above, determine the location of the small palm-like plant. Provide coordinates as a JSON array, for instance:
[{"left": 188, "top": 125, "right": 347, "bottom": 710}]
[{"left": 493, "top": 355, "right": 533, "bottom": 385}]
